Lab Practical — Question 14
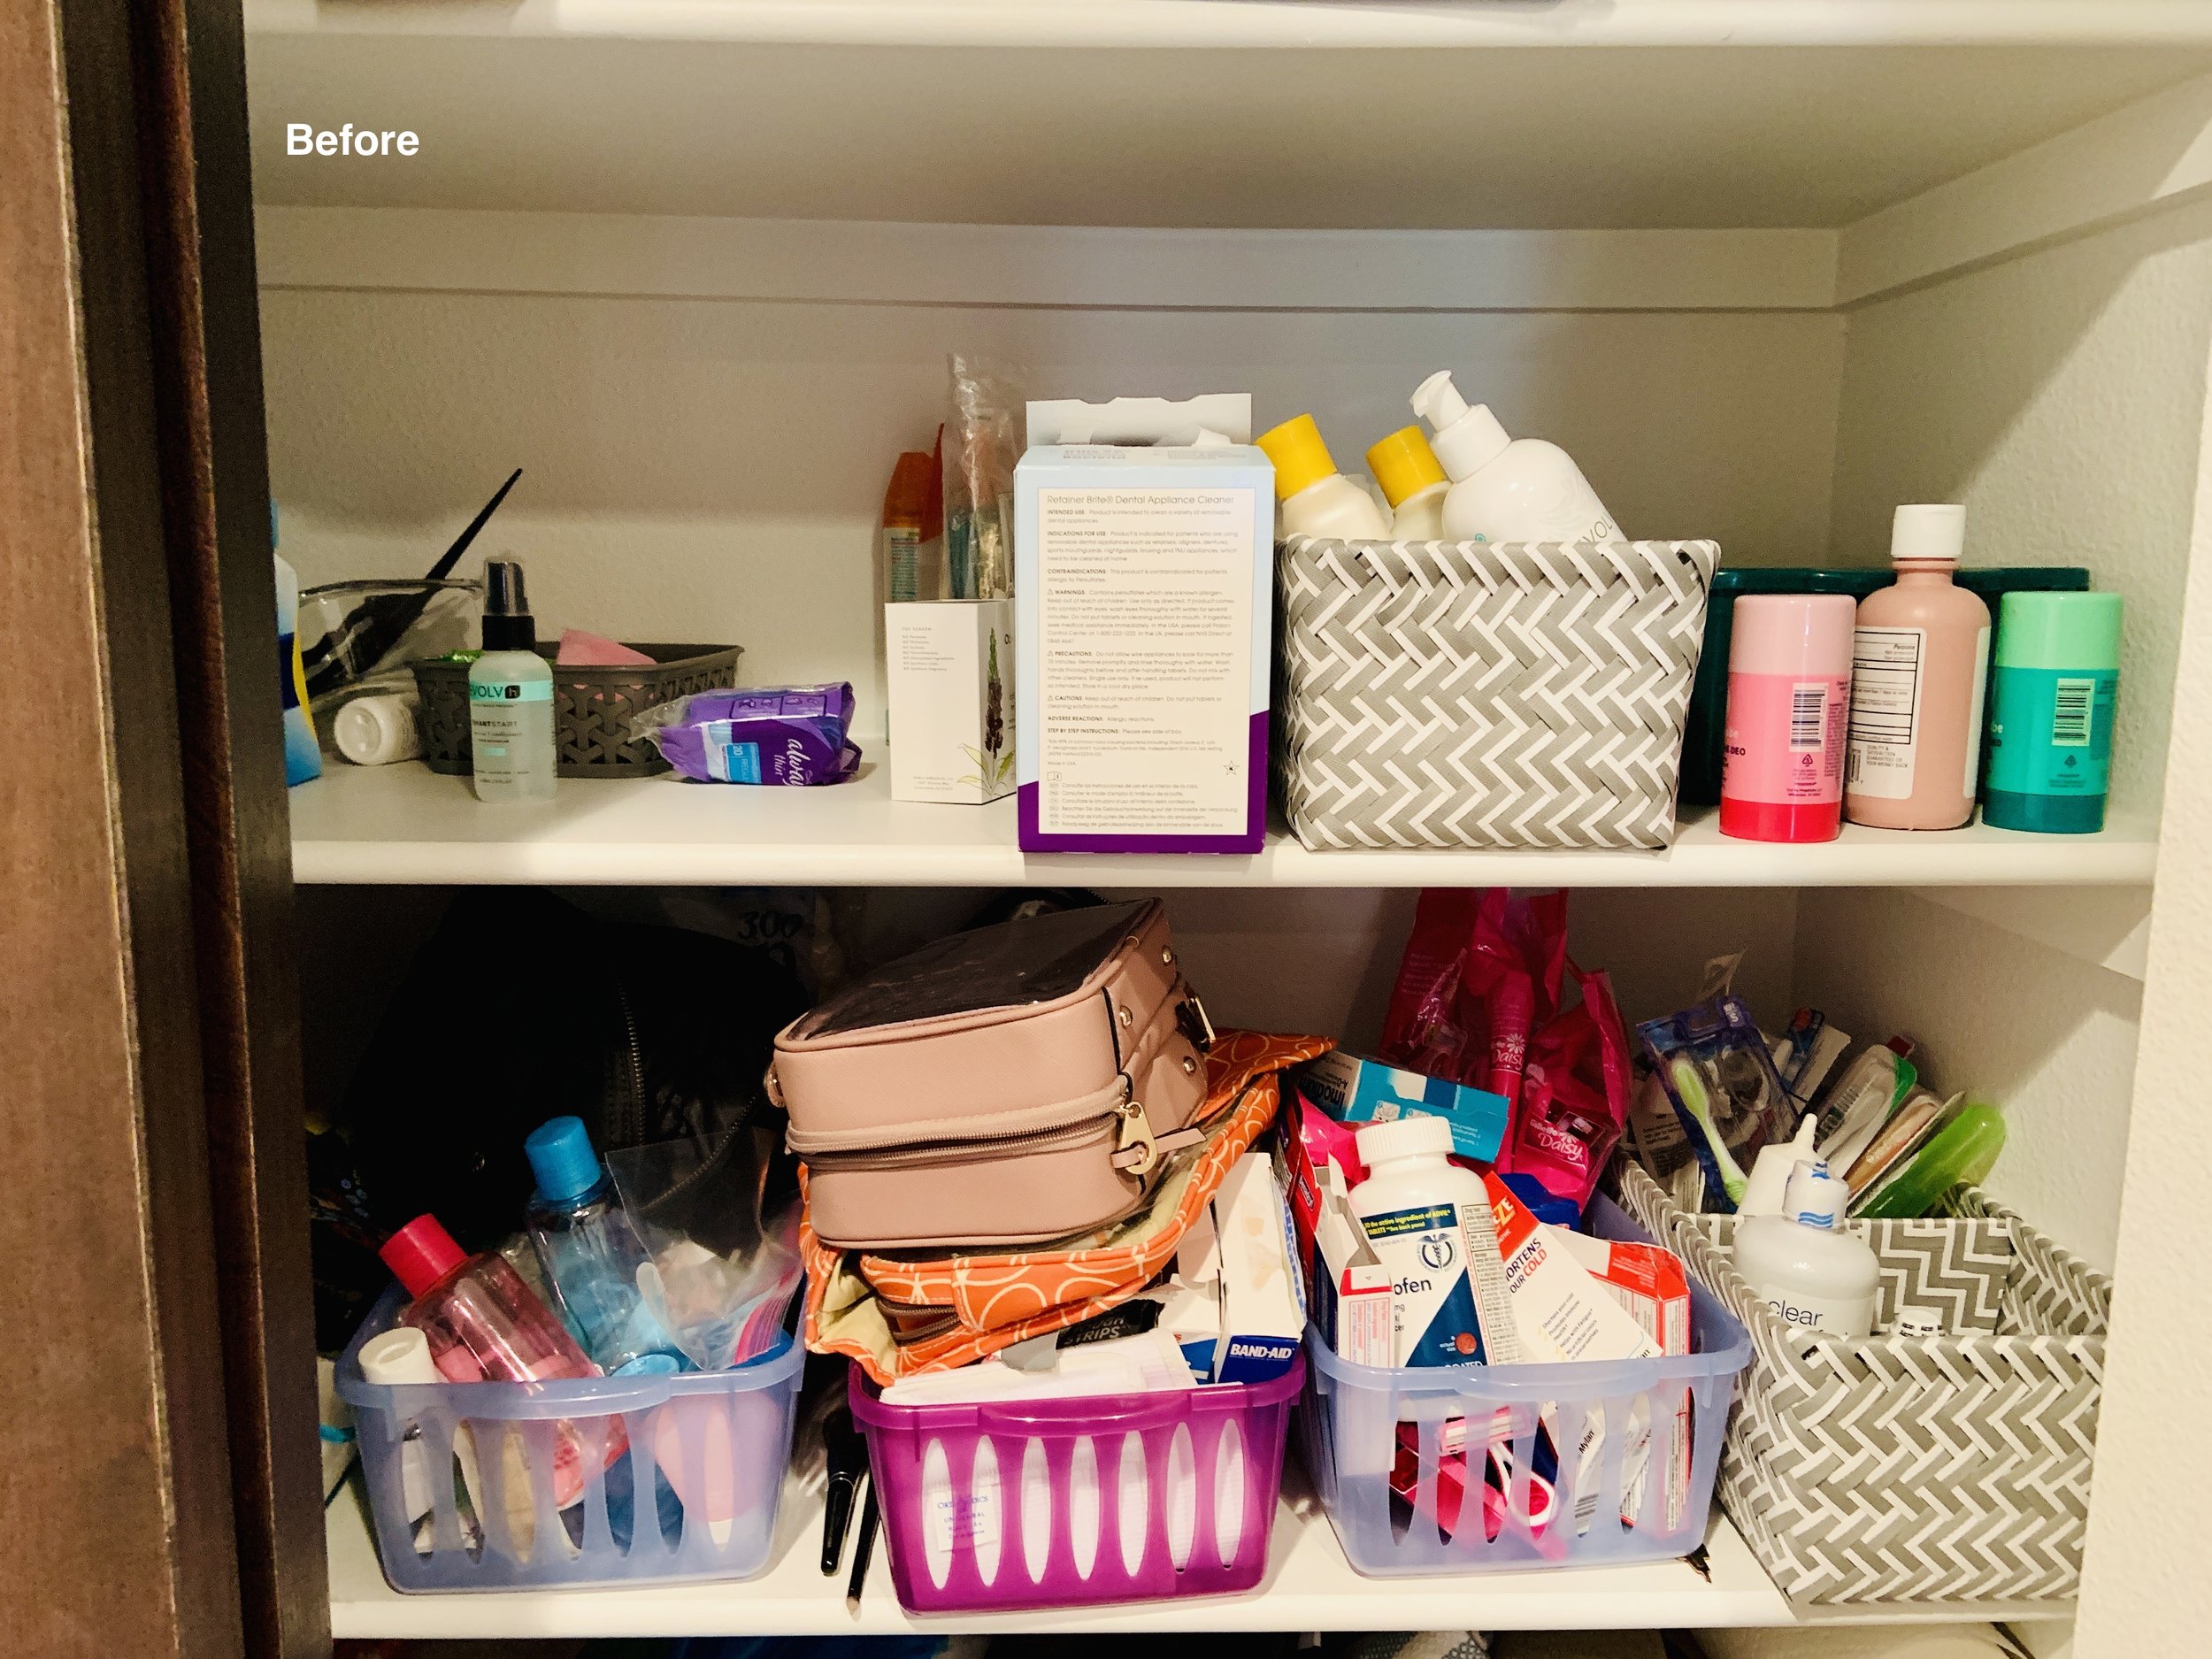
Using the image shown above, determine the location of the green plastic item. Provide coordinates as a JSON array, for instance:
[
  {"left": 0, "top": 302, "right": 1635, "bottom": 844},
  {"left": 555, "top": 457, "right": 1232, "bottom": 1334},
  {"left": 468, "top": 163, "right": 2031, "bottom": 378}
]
[
  {"left": 1853, "top": 1100, "right": 2007, "bottom": 1218},
  {"left": 1681, "top": 566, "right": 2092, "bottom": 806}
]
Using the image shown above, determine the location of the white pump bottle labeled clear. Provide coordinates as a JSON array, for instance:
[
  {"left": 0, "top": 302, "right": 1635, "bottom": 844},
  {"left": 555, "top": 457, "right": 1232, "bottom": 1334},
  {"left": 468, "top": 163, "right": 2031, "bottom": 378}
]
[
  {"left": 1410, "top": 372, "right": 1620, "bottom": 546},
  {"left": 1732, "top": 1161, "right": 1879, "bottom": 1340}
]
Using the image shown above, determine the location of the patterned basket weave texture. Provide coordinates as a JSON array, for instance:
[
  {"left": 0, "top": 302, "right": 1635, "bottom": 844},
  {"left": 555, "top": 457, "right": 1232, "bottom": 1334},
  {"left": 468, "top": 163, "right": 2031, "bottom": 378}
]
[
  {"left": 1617, "top": 1164, "right": 2109, "bottom": 1609},
  {"left": 1275, "top": 537, "right": 1717, "bottom": 850},
  {"left": 415, "top": 642, "right": 741, "bottom": 779}
]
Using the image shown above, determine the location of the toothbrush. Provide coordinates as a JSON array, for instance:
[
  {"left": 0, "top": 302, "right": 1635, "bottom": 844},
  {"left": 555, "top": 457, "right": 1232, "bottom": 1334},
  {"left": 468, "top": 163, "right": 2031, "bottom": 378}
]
[{"left": 1671, "top": 1057, "right": 1750, "bottom": 1205}]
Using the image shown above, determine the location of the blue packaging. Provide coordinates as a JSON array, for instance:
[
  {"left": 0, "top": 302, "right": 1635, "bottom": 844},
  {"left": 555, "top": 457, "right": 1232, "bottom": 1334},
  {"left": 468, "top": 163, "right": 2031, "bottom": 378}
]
[{"left": 1293, "top": 1051, "right": 1510, "bottom": 1165}]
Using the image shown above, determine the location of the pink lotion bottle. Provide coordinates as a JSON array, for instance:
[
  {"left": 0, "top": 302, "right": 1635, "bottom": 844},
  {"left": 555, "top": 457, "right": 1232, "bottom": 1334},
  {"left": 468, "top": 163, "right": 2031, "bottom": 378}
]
[
  {"left": 1845, "top": 504, "right": 1991, "bottom": 831},
  {"left": 380, "top": 1213, "right": 616, "bottom": 1507}
]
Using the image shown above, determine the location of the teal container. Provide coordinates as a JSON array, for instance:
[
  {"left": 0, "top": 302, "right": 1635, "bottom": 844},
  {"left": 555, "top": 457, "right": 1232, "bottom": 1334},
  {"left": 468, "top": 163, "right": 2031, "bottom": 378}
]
[{"left": 1985, "top": 592, "right": 2122, "bottom": 833}]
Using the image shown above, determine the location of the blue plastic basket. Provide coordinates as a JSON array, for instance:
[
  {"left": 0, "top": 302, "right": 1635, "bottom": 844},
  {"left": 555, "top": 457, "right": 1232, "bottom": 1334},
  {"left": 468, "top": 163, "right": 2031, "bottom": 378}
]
[
  {"left": 336, "top": 1287, "right": 803, "bottom": 1593},
  {"left": 1301, "top": 1193, "right": 1749, "bottom": 1577}
]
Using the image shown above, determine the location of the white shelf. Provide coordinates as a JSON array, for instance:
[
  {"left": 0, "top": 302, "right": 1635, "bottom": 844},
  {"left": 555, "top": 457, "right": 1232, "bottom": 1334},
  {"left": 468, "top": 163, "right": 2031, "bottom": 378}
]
[
  {"left": 287, "top": 757, "right": 2158, "bottom": 889},
  {"left": 242, "top": 3, "right": 2212, "bottom": 231},
  {"left": 246, "top": 1, "right": 2212, "bottom": 50},
  {"left": 324, "top": 1463, "right": 2058, "bottom": 1638}
]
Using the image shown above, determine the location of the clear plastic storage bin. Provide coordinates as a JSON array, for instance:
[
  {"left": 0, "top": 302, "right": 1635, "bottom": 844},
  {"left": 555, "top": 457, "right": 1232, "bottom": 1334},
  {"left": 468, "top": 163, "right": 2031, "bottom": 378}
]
[
  {"left": 1302, "top": 1194, "right": 1749, "bottom": 1577},
  {"left": 337, "top": 1289, "right": 804, "bottom": 1593},
  {"left": 849, "top": 1356, "right": 1304, "bottom": 1614}
]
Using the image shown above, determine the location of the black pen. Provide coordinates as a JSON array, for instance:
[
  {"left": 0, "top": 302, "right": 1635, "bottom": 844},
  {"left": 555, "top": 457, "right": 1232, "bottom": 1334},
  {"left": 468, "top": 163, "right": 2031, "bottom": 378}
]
[
  {"left": 820, "top": 1406, "right": 866, "bottom": 1575},
  {"left": 844, "top": 1475, "right": 879, "bottom": 1613}
]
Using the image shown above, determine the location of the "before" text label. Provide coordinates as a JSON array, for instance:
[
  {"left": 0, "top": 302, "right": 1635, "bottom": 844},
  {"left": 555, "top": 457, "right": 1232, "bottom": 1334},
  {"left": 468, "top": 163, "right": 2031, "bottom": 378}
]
[{"left": 288, "top": 123, "right": 419, "bottom": 157}]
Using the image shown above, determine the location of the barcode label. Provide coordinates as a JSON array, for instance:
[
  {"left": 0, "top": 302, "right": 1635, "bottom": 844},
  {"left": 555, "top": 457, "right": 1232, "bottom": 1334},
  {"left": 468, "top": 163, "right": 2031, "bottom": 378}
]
[
  {"left": 2053, "top": 678, "right": 2094, "bottom": 747},
  {"left": 1789, "top": 683, "right": 1826, "bottom": 750}
]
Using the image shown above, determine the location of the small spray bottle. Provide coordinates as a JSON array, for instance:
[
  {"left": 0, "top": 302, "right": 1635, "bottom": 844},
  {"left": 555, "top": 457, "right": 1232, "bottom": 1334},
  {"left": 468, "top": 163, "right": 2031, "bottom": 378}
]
[{"left": 468, "top": 559, "right": 557, "bottom": 803}]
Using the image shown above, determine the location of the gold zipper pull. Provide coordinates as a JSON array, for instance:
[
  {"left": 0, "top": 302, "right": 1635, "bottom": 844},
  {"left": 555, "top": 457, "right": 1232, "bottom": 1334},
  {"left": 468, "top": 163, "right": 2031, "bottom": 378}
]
[{"left": 1116, "top": 1094, "right": 1161, "bottom": 1177}]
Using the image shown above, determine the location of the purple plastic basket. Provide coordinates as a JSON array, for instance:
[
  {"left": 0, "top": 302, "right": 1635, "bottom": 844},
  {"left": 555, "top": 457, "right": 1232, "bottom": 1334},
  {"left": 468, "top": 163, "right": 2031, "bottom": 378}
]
[{"left": 849, "top": 1356, "right": 1304, "bottom": 1614}]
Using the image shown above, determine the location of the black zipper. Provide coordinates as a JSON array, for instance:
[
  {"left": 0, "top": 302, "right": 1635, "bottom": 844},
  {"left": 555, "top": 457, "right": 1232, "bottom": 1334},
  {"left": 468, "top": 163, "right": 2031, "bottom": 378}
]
[{"left": 611, "top": 978, "right": 647, "bottom": 1148}]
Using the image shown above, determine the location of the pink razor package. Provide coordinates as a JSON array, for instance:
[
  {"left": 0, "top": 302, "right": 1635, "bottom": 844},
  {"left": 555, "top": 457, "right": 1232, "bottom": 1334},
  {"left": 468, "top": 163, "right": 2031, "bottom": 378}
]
[
  {"left": 1391, "top": 1417, "right": 1559, "bottom": 1543},
  {"left": 1375, "top": 889, "right": 1633, "bottom": 1214}
]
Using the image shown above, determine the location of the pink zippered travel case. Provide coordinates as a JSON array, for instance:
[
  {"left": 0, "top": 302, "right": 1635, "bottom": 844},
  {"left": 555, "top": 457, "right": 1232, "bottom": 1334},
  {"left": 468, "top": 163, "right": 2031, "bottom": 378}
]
[{"left": 768, "top": 899, "right": 1212, "bottom": 1250}]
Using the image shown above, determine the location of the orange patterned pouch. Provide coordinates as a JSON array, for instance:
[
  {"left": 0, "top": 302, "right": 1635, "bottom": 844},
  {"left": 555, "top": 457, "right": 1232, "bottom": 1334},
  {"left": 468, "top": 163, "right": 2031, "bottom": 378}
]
[{"left": 802, "top": 1029, "right": 1331, "bottom": 1384}]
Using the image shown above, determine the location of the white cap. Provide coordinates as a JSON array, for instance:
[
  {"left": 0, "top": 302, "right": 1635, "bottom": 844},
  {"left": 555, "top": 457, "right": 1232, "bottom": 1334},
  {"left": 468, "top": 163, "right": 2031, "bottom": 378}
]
[
  {"left": 1356, "top": 1112, "right": 1455, "bottom": 1167},
  {"left": 1409, "top": 371, "right": 1512, "bottom": 481},
  {"left": 1892, "top": 1306, "right": 1946, "bottom": 1339},
  {"left": 1783, "top": 1160, "right": 1848, "bottom": 1230},
  {"left": 1738, "top": 1115, "right": 1820, "bottom": 1217},
  {"left": 334, "top": 692, "right": 424, "bottom": 766},
  {"left": 358, "top": 1325, "right": 441, "bottom": 1386},
  {"left": 1890, "top": 503, "right": 1965, "bottom": 567}
]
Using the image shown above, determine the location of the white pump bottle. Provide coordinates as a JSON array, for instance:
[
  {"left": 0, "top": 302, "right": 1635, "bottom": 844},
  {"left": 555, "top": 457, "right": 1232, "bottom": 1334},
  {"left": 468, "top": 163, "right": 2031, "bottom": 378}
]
[{"left": 1410, "top": 372, "right": 1620, "bottom": 546}]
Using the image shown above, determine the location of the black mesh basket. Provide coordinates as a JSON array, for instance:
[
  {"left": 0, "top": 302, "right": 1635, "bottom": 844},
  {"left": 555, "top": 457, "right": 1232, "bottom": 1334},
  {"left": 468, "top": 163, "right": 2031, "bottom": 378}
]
[{"left": 414, "top": 642, "right": 742, "bottom": 778}]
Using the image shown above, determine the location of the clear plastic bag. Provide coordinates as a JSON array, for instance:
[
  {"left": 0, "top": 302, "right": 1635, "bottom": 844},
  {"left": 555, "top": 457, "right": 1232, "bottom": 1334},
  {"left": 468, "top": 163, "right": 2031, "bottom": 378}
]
[
  {"left": 605, "top": 1128, "right": 803, "bottom": 1371},
  {"left": 944, "top": 353, "right": 1024, "bottom": 600}
]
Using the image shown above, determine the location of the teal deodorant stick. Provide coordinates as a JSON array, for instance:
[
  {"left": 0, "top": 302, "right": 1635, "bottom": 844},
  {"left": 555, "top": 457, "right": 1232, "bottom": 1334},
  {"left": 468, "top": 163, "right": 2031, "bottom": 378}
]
[{"left": 1985, "top": 592, "right": 2122, "bottom": 833}]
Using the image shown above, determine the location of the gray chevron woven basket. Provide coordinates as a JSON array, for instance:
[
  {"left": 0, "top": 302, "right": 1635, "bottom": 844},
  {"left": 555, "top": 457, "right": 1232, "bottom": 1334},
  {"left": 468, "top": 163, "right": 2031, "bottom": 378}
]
[
  {"left": 1618, "top": 1164, "right": 2109, "bottom": 1608},
  {"left": 1276, "top": 537, "right": 1717, "bottom": 849}
]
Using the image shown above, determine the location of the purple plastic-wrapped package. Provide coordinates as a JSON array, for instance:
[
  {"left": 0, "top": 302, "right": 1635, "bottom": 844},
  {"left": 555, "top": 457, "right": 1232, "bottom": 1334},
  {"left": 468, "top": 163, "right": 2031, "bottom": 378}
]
[{"left": 641, "top": 684, "right": 861, "bottom": 785}]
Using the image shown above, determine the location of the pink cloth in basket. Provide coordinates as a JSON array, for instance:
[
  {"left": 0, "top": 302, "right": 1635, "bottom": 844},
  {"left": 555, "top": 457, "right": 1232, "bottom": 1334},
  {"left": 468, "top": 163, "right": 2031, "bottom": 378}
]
[{"left": 557, "top": 628, "right": 655, "bottom": 665}]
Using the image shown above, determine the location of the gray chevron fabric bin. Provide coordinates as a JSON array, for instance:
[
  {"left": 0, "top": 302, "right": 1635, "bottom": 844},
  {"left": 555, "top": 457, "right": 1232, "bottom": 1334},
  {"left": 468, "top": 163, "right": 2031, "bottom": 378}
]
[
  {"left": 1275, "top": 537, "right": 1717, "bottom": 849},
  {"left": 1617, "top": 1163, "right": 2109, "bottom": 1609}
]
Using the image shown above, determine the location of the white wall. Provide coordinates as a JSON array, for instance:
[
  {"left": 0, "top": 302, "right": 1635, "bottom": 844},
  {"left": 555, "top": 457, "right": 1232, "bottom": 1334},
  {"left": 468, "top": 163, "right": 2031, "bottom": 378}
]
[
  {"left": 1815, "top": 200, "right": 2212, "bottom": 1271},
  {"left": 1829, "top": 196, "right": 2212, "bottom": 820},
  {"left": 259, "top": 215, "right": 1844, "bottom": 732},
  {"left": 1790, "top": 888, "right": 2140, "bottom": 1270},
  {"left": 2075, "top": 307, "right": 2212, "bottom": 1659}
]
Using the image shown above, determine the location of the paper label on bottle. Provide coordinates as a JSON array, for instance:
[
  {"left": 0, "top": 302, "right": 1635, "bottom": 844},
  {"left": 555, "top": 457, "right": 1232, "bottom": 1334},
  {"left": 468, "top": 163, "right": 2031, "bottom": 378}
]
[
  {"left": 1987, "top": 667, "right": 2117, "bottom": 798},
  {"left": 1357, "top": 1202, "right": 1494, "bottom": 1368},
  {"left": 884, "top": 526, "right": 922, "bottom": 604},
  {"left": 1033, "top": 486, "right": 1256, "bottom": 836},
  {"left": 1846, "top": 626, "right": 1925, "bottom": 800},
  {"left": 1721, "top": 672, "right": 1849, "bottom": 805}
]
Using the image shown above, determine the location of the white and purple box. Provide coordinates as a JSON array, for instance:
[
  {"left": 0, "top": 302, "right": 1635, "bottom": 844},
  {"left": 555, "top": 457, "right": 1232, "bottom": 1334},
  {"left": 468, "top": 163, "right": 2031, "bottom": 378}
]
[{"left": 1014, "top": 396, "right": 1273, "bottom": 854}]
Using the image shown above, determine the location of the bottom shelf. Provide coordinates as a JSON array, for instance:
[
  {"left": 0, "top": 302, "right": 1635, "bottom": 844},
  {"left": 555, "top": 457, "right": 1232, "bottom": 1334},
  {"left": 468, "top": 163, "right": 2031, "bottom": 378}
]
[{"left": 324, "top": 1461, "right": 2062, "bottom": 1637}]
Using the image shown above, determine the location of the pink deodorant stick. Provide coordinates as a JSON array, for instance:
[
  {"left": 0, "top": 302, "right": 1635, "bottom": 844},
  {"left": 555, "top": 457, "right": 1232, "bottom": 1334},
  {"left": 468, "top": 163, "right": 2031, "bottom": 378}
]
[{"left": 1721, "top": 595, "right": 1857, "bottom": 842}]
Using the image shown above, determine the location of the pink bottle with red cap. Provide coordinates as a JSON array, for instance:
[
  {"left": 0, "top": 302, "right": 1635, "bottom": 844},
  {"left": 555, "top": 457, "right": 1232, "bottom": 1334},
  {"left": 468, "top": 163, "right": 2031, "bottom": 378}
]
[
  {"left": 1720, "top": 595, "right": 1857, "bottom": 842},
  {"left": 380, "top": 1214, "right": 617, "bottom": 1506}
]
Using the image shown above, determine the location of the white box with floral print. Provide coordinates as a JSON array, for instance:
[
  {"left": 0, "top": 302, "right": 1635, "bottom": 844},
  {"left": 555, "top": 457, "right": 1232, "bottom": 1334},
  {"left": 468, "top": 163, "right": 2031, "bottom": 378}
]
[{"left": 886, "top": 598, "right": 1016, "bottom": 804}]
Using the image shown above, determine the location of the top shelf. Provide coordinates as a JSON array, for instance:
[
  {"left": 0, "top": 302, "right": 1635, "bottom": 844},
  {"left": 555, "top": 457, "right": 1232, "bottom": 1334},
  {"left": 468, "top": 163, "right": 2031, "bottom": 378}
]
[
  {"left": 244, "top": 1, "right": 2212, "bottom": 50},
  {"left": 242, "top": 3, "right": 2212, "bottom": 232},
  {"left": 286, "top": 756, "right": 2158, "bottom": 889}
]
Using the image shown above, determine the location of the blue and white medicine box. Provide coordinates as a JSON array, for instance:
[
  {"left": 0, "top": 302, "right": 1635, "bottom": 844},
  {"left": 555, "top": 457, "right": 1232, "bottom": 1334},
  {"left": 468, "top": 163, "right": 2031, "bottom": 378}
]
[{"left": 1293, "top": 1051, "right": 1511, "bottom": 1165}]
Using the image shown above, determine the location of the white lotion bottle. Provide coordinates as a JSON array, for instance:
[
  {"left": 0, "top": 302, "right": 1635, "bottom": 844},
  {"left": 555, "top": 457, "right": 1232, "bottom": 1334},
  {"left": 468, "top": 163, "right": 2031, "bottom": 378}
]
[
  {"left": 1347, "top": 1114, "right": 1518, "bottom": 1367},
  {"left": 1410, "top": 372, "right": 1620, "bottom": 545},
  {"left": 1256, "top": 413, "right": 1390, "bottom": 541},
  {"left": 1732, "top": 1161, "right": 1879, "bottom": 1340},
  {"left": 468, "top": 558, "right": 557, "bottom": 803}
]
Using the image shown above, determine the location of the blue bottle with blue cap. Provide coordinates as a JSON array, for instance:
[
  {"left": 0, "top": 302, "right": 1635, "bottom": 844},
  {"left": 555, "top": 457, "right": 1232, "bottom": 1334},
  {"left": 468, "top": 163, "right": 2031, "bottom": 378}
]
[{"left": 524, "top": 1117, "right": 686, "bottom": 1376}]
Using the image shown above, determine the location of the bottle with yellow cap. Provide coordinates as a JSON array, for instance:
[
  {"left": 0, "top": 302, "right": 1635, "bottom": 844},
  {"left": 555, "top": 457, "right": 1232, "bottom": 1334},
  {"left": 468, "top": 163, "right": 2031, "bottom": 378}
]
[
  {"left": 1366, "top": 426, "right": 1449, "bottom": 541},
  {"left": 1256, "top": 413, "right": 1390, "bottom": 541}
]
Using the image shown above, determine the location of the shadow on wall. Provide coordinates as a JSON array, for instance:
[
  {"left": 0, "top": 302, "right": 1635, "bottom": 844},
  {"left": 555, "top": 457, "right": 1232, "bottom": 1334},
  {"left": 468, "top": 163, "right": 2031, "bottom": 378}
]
[
  {"left": 1791, "top": 887, "right": 2141, "bottom": 1270},
  {"left": 258, "top": 294, "right": 1843, "bottom": 551},
  {"left": 1827, "top": 193, "right": 2212, "bottom": 818}
]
